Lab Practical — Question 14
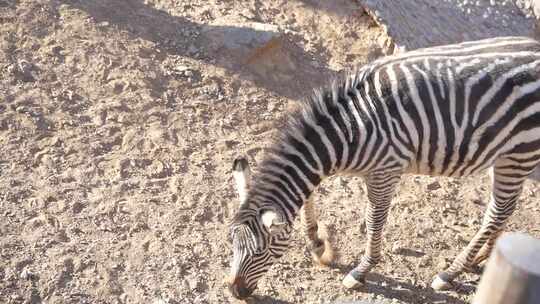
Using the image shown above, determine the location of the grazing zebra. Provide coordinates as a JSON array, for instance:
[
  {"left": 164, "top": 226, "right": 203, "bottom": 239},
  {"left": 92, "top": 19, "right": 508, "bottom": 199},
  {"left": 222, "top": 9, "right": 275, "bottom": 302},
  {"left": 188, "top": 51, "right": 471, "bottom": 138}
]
[{"left": 227, "top": 36, "right": 540, "bottom": 299}]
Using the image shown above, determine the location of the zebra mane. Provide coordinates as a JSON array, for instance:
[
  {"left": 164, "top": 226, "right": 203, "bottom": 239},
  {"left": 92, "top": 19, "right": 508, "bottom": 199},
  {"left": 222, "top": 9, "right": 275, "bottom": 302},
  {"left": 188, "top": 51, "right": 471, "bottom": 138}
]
[
  {"left": 237, "top": 66, "right": 365, "bottom": 217},
  {"left": 275, "top": 65, "right": 365, "bottom": 161}
]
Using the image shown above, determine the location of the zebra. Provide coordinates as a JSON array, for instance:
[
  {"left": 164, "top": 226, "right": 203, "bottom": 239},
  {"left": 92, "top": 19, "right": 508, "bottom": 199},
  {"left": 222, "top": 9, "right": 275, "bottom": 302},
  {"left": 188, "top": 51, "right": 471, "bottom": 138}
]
[{"left": 227, "top": 36, "right": 540, "bottom": 299}]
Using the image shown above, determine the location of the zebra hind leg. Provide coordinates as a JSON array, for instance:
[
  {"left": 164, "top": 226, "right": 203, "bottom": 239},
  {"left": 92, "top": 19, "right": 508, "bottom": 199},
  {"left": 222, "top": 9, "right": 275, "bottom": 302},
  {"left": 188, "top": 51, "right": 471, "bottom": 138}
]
[
  {"left": 343, "top": 171, "right": 401, "bottom": 289},
  {"left": 469, "top": 224, "right": 504, "bottom": 270},
  {"left": 301, "top": 195, "right": 334, "bottom": 266},
  {"left": 432, "top": 159, "right": 530, "bottom": 290},
  {"left": 469, "top": 159, "right": 540, "bottom": 269},
  {"left": 470, "top": 167, "right": 504, "bottom": 271}
]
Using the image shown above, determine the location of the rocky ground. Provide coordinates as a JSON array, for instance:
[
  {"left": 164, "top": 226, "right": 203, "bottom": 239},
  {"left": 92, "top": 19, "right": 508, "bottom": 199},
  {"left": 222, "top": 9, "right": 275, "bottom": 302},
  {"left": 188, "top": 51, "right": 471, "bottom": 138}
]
[{"left": 0, "top": 1, "right": 539, "bottom": 304}]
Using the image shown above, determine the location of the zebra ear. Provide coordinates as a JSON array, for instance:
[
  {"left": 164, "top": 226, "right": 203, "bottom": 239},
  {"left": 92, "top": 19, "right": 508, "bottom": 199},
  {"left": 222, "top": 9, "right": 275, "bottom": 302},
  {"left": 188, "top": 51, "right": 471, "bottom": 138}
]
[
  {"left": 232, "top": 157, "right": 251, "bottom": 207},
  {"left": 260, "top": 210, "right": 286, "bottom": 234}
]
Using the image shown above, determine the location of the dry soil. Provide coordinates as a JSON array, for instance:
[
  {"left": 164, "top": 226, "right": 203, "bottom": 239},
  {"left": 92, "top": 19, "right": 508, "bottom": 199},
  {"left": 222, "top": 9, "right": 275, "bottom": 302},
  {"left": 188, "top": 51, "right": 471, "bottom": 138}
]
[{"left": 0, "top": 1, "right": 539, "bottom": 304}]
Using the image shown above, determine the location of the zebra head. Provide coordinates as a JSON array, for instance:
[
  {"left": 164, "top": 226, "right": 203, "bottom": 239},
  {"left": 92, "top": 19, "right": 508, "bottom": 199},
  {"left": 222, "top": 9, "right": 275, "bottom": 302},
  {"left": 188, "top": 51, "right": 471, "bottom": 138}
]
[{"left": 227, "top": 157, "right": 292, "bottom": 299}]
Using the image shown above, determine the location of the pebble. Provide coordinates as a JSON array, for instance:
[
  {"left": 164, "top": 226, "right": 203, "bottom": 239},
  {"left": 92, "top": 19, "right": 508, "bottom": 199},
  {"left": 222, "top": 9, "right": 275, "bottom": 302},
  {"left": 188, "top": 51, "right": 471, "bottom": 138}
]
[
  {"left": 203, "top": 21, "right": 280, "bottom": 51},
  {"left": 455, "top": 233, "right": 468, "bottom": 244},
  {"left": 427, "top": 181, "right": 441, "bottom": 191},
  {"left": 468, "top": 218, "right": 480, "bottom": 226},
  {"left": 20, "top": 268, "right": 34, "bottom": 280},
  {"left": 17, "top": 60, "right": 33, "bottom": 77},
  {"left": 418, "top": 255, "right": 431, "bottom": 267},
  {"left": 240, "top": 8, "right": 256, "bottom": 20},
  {"left": 185, "top": 275, "right": 200, "bottom": 291},
  {"left": 267, "top": 102, "right": 277, "bottom": 112},
  {"left": 391, "top": 241, "right": 402, "bottom": 254},
  {"left": 174, "top": 65, "right": 190, "bottom": 73},
  {"left": 360, "top": 220, "right": 367, "bottom": 233},
  {"left": 436, "top": 257, "right": 448, "bottom": 270}
]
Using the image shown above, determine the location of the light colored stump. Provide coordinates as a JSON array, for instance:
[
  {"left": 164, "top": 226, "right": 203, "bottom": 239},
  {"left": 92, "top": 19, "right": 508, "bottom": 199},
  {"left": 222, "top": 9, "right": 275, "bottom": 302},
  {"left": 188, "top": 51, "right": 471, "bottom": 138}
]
[{"left": 473, "top": 232, "right": 540, "bottom": 304}]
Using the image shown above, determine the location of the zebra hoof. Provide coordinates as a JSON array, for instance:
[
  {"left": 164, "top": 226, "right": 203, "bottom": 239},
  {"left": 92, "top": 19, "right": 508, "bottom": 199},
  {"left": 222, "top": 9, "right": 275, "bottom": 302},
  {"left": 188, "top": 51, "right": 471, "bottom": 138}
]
[
  {"left": 342, "top": 271, "right": 365, "bottom": 289},
  {"left": 311, "top": 239, "right": 334, "bottom": 266},
  {"left": 431, "top": 274, "right": 453, "bottom": 291}
]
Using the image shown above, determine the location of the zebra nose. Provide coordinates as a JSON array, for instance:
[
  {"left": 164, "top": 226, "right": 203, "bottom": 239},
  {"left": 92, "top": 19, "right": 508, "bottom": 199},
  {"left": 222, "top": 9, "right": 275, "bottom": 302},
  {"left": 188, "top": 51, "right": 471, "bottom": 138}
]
[{"left": 228, "top": 277, "right": 253, "bottom": 299}]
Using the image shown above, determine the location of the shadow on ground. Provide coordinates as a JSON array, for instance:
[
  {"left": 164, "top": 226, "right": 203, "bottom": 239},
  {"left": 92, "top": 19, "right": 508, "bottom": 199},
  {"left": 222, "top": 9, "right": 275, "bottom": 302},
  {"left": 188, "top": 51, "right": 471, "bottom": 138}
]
[
  {"left": 330, "top": 262, "right": 471, "bottom": 304},
  {"left": 365, "top": 273, "right": 472, "bottom": 304},
  {"left": 247, "top": 295, "right": 294, "bottom": 304},
  {"left": 60, "top": 0, "right": 336, "bottom": 99}
]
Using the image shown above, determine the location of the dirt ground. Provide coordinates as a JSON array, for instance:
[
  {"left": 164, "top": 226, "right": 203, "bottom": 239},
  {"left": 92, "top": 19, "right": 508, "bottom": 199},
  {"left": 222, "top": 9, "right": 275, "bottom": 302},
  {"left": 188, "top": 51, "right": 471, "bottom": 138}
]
[{"left": 0, "top": 1, "right": 539, "bottom": 304}]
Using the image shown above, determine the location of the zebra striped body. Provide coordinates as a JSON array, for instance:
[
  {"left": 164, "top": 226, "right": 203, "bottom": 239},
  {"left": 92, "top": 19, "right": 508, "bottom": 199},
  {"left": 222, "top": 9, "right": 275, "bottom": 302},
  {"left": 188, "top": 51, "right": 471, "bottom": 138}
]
[
  {"left": 228, "top": 37, "right": 540, "bottom": 298},
  {"left": 354, "top": 37, "right": 540, "bottom": 178}
]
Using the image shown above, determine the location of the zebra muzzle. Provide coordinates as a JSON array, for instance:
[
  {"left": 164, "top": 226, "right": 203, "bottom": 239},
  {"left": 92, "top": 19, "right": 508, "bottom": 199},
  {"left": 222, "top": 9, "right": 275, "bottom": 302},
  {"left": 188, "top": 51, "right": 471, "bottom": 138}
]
[{"left": 228, "top": 276, "right": 254, "bottom": 299}]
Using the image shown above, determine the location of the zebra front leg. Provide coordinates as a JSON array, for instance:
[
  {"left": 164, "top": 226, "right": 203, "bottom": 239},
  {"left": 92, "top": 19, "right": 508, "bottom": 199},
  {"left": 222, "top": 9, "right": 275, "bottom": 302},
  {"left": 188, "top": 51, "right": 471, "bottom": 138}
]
[
  {"left": 301, "top": 195, "right": 334, "bottom": 266},
  {"left": 432, "top": 162, "right": 526, "bottom": 290},
  {"left": 343, "top": 171, "right": 401, "bottom": 289}
]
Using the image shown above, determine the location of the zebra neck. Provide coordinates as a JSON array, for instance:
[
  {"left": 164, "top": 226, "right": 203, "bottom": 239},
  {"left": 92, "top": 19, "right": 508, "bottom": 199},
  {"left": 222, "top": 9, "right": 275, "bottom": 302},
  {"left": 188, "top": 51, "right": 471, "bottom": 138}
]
[
  {"left": 249, "top": 150, "right": 323, "bottom": 224},
  {"left": 285, "top": 84, "right": 375, "bottom": 177}
]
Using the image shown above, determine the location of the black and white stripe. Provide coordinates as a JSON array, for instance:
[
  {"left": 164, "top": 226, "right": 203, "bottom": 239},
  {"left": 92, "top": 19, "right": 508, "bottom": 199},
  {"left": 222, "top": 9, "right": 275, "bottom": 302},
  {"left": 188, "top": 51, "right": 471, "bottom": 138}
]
[{"left": 228, "top": 36, "right": 540, "bottom": 297}]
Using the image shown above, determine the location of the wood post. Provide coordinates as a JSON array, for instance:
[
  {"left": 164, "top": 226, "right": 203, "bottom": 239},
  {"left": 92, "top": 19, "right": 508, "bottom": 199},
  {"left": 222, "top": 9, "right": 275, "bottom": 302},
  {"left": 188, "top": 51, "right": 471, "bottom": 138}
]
[{"left": 473, "top": 232, "right": 540, "bottom": 304}]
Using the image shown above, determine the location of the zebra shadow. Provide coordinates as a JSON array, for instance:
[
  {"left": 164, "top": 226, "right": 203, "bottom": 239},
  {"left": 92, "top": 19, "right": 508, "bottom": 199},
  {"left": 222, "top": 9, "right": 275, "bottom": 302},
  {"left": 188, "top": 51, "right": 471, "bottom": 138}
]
[
  {"left": 245, "top": 295, "right": 293, "bottom": 304},
  {"left": 331, "top": 263, "right": 471, "bottom": 304}
]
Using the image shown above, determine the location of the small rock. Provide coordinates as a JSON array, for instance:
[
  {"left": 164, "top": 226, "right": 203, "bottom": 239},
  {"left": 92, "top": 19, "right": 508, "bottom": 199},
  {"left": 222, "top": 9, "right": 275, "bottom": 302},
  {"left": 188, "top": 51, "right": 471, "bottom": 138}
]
[
  {"left": 168, "top": 63, "right": 197, "bottom": 80},
  {"left": 427, "top": 181, "right": 441, "bottom": 191},
  {"left": 455, "top": 233, "right": 469, "bottom": 244},
  {"left": 418, "top": 255, "right": 431, "bottom": 267},
  {"left": 360, "top": 220, "right": 367, "bottom": 233},
  {"left": 20, "top": 268, "right": 34, "bottom": 280},
  {"left": 203, "top": 21, "right": 280, "bottom": 50},
  {"left": 468, "top": 217, "right": 480, "bottom": 226},
  {"left": 17, "top": 60, "right": 35, "bottom": 82},
  {"left": 240, "top": 8, "right": 256, "bottom": 20},
  {"left": 185, "top": 275, "right": 200, "bottom": 291},
  {"left": 267, "top": 103, "right": 277, "bottom": 112},
  {"left": 436, "top": 257, "right": 448, "bottom": 270},
  {"left": 148, "top": 160, "right": 166, "bottom": 178},
  {"left": 391, "top": 241, "right": 402, "bottom": 254},
  {"left": 174, "top": 65, "right": 190, "bottom": 72},
  {"left": 183, "top": 70, "right": 194, "bottom": 78},
  {"left": 224, "top": 140, "right": 239, "bottom": 149}
]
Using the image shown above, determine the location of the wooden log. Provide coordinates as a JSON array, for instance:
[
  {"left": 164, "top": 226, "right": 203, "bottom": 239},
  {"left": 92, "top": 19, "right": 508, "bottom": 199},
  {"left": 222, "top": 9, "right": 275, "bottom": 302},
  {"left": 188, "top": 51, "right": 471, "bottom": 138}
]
[{"left": 473, "top": 232, "right": 540, "bottom": 304}]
